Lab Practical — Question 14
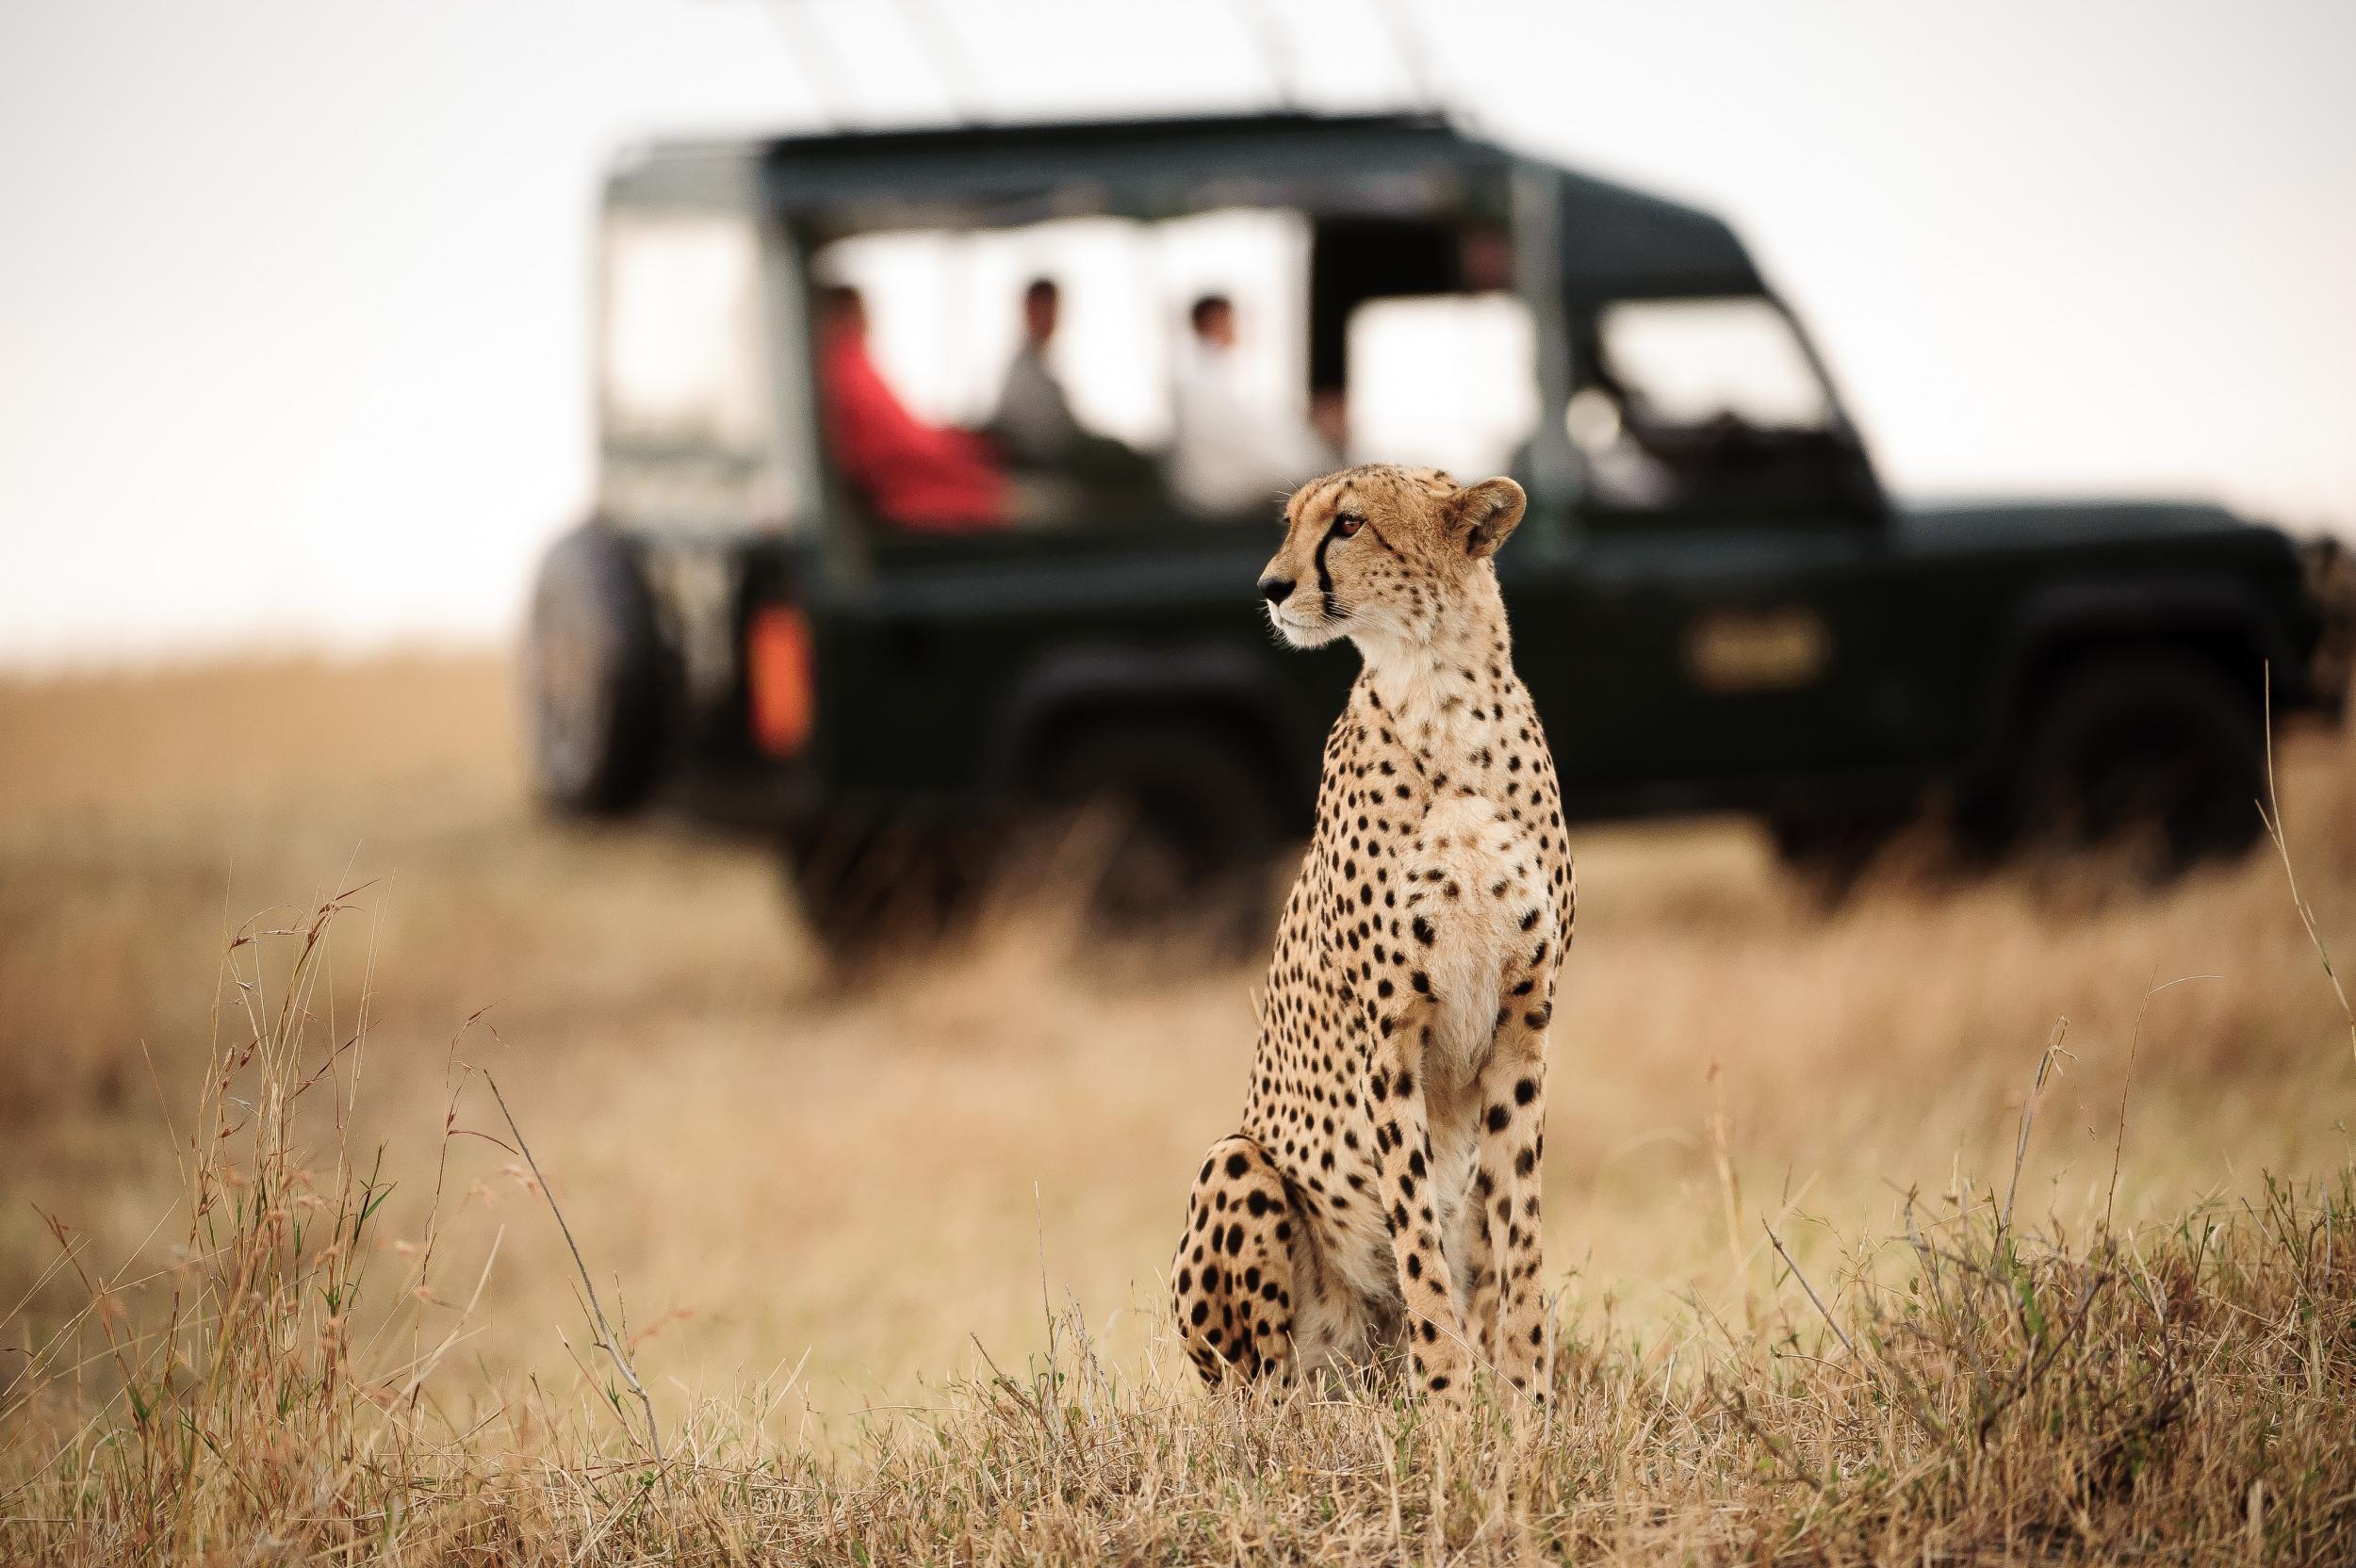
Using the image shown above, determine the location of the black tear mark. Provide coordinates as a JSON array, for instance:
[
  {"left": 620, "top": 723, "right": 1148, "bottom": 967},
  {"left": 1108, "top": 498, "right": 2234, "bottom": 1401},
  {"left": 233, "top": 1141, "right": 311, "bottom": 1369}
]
[{"left": 1312, "top": 519, "right": 1340, "bottom": 621}]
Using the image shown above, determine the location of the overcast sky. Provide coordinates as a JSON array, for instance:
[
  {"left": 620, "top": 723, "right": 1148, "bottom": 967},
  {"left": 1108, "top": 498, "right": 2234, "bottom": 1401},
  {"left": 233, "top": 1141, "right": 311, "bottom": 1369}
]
[{"left": 2, "top": 0, "right": 2351, "bottom": 667}]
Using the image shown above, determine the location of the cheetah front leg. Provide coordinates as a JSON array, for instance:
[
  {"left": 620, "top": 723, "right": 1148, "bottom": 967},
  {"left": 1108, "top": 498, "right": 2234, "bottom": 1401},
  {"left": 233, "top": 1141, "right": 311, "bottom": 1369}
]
[
  {"left": 1466, "top": 960, "right": 1552, "bottom": 1396},
  {"left": 1366, "top": 999, "right": 1475, "bottom": 1399}
]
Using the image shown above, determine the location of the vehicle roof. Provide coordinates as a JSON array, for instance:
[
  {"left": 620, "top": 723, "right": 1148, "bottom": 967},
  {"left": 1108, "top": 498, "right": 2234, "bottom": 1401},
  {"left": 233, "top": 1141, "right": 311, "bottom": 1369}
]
[{"left": 610, "top": 111, "right": 1760, "bottom": 299}]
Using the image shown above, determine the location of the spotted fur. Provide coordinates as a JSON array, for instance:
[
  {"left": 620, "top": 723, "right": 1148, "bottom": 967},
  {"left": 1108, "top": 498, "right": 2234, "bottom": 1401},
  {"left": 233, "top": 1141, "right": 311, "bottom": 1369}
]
[{"left": 1172, "top": 465, "right": 1575, "bottom": 1402}]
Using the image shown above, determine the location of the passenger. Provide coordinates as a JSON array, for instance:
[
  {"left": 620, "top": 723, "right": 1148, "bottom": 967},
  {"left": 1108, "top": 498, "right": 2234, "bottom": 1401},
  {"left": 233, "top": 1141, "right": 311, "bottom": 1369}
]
[
  {"left": 816, "top": 285, "right": 1007, "bottom": 532},
  {"left": 989, "top": 278, "right": 1083, "bottom": 466},
  {"left": 1168, "top": 294, "right": 1335, "bottom": 517},
  {"left": 987, "top": 279, "right": 1160, "bottom": 521}
]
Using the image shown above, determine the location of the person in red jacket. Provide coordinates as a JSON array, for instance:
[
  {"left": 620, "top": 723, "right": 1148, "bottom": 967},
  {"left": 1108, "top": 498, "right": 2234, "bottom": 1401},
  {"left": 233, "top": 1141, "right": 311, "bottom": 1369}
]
[{"left": 816, "top": 286, "right": 1007, "bottom": 532}]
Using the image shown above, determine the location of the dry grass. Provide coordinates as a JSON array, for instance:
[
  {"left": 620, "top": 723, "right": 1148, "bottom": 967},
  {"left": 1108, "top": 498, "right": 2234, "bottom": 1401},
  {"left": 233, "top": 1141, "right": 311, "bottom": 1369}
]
[{"left": 2, "top": 653, "right": 2354, "bottom": 1562}]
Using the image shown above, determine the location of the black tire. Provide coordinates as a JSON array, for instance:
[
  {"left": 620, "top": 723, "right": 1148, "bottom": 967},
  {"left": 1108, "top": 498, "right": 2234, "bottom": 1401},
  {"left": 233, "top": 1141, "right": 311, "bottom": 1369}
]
[
  {"left": 1768, "top": 811, "right": 1906, "bottom": 904},
  {"left": 1030, "top": 718, "right": 1293, "bottom": 952},
  {"left": 2012, "top": 649, "right": 2266, "bottom": 877},
  {"left": 522, "top": 524, "right": 665, "bottom": 813},
  {"left": 778, "top": 813, "right": 990, "bottom": 976},
  {"left": 780, "top": 722, "right": 1292, "bottom": 975}
]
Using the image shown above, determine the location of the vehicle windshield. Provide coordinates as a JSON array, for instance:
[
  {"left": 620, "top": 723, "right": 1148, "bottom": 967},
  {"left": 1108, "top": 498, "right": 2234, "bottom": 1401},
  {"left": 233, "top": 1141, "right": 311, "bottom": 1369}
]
[{"left": 1565, "top": 295, "right": 1867, "bottom": 518}]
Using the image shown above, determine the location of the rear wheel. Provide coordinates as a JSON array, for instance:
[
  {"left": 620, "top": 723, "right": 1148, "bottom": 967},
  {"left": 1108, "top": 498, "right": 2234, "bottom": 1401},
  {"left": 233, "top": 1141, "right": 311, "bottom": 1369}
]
[
  {"left": 1768, "top": 810, "right": 1909, "bottom": 903},
  {"left": 779, "top": 813, "right": 989, "bottom": 974},
  {"left": 779, "top": 721, "right": 1296, "bottom": 974},
  {"left": 1035, "top": 719, "right": 1292, "bottom": 937},
  {"left": 2012, "top": 650, "right": 2266, "bottom": 878},
  {"left": 522, "top": 524, "right": 665, "bottom": 813}
]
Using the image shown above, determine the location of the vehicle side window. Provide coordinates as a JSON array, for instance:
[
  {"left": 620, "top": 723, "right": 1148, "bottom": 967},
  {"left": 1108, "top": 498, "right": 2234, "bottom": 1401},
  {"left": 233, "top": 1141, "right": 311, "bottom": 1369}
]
[
  {"left": 815, "top": 210, "right": 1307, "bottom": 459},
  {"left": 600, "top": 209, "right": 801, "bottom": 531},
  {"left": 604, "top": 211, "right": 772, "bottom": 453},
  {"left": 810, "top": 210, "right": 1323, "bottom": 539},
  {"left": 798, "top": 198, "right": 1546, "bottom": 546}
]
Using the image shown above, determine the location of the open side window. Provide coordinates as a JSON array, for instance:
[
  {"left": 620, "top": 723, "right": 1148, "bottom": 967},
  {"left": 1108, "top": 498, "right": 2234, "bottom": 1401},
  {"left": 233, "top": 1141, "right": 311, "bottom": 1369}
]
[
  {"left": 791, "top": 169, "right": 1527, "bottom": 553},
  {"left": 1313, "top": 215, "right": 1536, "bottom": 482},
  {"left": 812, "top": 209, "right": 1309, "bottom": 463},
  {"left": 807, "top": 208, "right": 1325, "bottom": 548},
  {"left": 1341, "top": 294, "right": 1536, "bottom": 481}
]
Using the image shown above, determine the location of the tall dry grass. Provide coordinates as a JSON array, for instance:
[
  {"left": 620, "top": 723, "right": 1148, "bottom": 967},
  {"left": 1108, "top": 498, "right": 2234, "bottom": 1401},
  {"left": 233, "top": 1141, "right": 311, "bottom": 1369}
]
[
  {"left": 4, "top": 890, "right": 2351, "bottom": 1561},
  {"left": 2, "top": 654, "right": 2354, "bottom": 1560}
]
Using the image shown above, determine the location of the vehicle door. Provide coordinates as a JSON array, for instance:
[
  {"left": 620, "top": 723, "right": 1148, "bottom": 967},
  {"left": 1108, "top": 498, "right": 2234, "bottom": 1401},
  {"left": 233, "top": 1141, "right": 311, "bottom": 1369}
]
[{"left": 1511, "top": 296, "right": 1918, "bottom": 807}]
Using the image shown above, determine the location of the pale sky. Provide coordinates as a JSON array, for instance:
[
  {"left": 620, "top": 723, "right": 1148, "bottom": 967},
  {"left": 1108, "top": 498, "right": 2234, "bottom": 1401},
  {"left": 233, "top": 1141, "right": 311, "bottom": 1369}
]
[{"left": 2, "top": 0, "right": 2351, "bottom": 667}]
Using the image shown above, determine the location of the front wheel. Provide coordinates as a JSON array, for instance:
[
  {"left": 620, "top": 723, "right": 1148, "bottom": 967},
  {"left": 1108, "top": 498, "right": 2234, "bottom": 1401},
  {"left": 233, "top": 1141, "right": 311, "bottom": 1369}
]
[
  {"left": 2011, "top": 650, "right": 2266, "bottom": 878},
  {"left": 1767, "top": 810, "right": 1909, "bottom": 904},
  {"left": 1034, "top": 719, "right": 1292, "bottom": 936},
  {"left": 777, "top": 814, "right": 991, "bottom": 975}
]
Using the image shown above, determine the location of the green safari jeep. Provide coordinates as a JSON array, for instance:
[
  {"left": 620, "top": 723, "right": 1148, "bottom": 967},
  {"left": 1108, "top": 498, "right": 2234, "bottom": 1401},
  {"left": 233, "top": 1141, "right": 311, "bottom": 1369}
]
[{"left": 523, "top": 112, "right": 2352, "bottom": 937}]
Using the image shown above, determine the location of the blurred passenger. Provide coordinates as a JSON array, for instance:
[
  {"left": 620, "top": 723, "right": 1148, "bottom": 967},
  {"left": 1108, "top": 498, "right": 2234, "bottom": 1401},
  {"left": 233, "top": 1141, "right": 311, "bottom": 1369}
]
[
  {"left": 990, "top": 279, "right": 1083, "bottom": 466},
  {"left": 817, "top": 285, "right": 1007, "bottom": 532},
  {"left": 1168, "top": 294, "right": 1335, "bottom": 517},
  {"left": 986, "top": 280, "right": 1159, "bottom": 521}
]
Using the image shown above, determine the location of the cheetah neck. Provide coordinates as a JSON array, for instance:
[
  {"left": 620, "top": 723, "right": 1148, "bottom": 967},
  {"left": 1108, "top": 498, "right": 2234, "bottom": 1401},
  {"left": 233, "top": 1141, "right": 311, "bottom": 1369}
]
[{"left": 1351, "top": 575, "right": 1517, "bottom": 768}]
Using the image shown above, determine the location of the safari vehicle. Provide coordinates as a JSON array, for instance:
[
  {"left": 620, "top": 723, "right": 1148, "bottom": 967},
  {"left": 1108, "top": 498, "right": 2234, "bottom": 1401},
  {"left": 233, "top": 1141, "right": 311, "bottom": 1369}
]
[{"left": 525, "top": 111, "right": 2352, "bottom": 936}]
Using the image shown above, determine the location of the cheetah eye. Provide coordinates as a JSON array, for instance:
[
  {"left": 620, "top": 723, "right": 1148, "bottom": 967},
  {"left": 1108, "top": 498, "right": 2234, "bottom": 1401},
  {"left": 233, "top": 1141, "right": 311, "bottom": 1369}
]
[{"left": 1333, "top": 513, "right": 1366, "bottom": 539}]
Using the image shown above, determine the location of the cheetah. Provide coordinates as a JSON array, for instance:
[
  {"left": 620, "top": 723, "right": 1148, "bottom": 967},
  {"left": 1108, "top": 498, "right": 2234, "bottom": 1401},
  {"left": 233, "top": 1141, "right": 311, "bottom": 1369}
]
[{"left": 1171, "top": 465, "right": 1574, "bottom": 1402}]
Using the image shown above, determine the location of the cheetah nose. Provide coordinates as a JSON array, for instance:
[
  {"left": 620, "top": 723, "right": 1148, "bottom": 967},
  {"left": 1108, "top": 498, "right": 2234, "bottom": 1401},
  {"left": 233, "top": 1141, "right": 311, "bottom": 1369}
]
[{"left": 1257, "top": 575, "right": 1295, "bottom": 605}]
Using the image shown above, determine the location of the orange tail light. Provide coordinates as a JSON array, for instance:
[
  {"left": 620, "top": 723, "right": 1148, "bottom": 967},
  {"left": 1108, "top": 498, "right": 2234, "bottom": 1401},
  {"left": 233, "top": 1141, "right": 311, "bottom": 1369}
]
[{"left": 746, "top": 605, "right": 814, "bottom": 757}]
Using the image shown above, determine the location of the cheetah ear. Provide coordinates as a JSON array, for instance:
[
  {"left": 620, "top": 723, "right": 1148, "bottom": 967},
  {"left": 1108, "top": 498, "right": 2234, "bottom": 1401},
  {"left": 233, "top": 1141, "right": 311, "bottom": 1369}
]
[{"left": 1447, "top": 477, "right": 1526, "bottom": 559}]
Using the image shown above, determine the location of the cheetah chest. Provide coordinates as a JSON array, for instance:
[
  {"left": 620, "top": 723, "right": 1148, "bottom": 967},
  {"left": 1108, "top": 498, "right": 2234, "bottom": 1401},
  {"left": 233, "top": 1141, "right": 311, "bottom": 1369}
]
[{"left": 1248, "top": 682, "right": 1570, "bottom": 1323}]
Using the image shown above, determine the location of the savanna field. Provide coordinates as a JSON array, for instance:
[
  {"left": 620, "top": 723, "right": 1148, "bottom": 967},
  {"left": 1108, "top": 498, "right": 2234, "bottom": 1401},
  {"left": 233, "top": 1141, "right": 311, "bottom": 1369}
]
[{"left": 3, "top": 654, "right": 2354, "bottom": 1562}]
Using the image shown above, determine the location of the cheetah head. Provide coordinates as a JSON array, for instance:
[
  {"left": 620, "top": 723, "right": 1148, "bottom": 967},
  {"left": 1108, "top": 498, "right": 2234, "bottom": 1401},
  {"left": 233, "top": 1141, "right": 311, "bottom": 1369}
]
[{"left": 1256, "top": 465, "right": 1527, "bottom": 651}]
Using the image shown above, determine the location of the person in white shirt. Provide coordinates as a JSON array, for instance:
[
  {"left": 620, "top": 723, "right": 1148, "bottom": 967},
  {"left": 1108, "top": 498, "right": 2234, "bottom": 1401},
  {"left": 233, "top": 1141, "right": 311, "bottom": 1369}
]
[{"left": 1167, "top": 294, "right": 1336, "bottom": 517}]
